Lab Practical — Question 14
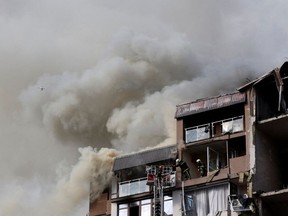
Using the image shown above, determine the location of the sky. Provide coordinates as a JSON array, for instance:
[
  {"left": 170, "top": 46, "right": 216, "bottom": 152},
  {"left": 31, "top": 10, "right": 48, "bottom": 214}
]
[{"left": 0, "top": 0, "right": 288, "bottom": 215}]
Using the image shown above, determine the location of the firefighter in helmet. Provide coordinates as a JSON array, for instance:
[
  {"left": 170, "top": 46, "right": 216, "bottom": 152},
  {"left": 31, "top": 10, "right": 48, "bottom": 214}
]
[
  {"left": 196, "top": 159, "right": 207, "bottom": 177},
  {"left": 176, "top": 158, "right": 191, "bottom": 180}
]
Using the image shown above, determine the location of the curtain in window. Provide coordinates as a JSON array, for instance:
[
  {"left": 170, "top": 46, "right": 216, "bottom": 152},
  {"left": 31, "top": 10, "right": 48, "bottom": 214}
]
[
  {"left": 185, "top": 184, "right": 228, "bottom": 216},
  {"left": 207, "top": 185, "right": 228, "bottom": 216}
]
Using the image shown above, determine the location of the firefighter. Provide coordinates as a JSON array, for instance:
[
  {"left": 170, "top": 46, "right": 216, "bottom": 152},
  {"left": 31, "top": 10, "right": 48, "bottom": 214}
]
[
  {"left": 176, "top": 159, "right": 191, "bottom": 180},
  {"left": 157, "top": 165, "right": 163, "bottom": 178},
  {"left": 196, "top": 159, "right": 207, "bottom": 177}
]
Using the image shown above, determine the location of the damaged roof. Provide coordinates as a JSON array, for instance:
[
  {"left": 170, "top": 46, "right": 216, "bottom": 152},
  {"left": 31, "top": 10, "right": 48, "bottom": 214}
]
[
  {"left": 113, "top": 145, "right": 177, "bottom": 171},
  {"left": 237, "top": 61, "right": 288, "bottom": 92},
  {"left": 175, "top": 92, "right": 246, "bottom": 118},
  {"left": 175, "top": 62, "right": 288, "bottom": 119}
]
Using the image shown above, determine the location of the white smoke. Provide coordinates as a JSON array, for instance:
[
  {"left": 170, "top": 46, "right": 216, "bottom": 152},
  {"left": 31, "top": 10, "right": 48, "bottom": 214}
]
[{"left": 0, "top": 0, "right": 288, "bottom": 215}]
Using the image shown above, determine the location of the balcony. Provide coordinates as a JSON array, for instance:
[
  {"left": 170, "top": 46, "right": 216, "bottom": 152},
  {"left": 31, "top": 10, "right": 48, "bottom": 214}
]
[
  {"left": 116, "top": 171, "right": 176, "bottom": 198},
  {"left": 185, "top": 116, "right": 244, "bottom": 144},
  {"left": 212, "top": 116, "right": 244, "bottom": 136},
  {"left": 118, "top": 177, "right": 149, "bottom": 197},
  {"left": 185, "top": 123, "right": 210, "bottom": 143}
]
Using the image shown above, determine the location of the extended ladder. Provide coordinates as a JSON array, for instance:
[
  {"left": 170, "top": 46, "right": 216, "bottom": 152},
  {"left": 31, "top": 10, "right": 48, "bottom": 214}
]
[
  {"left": 154, "top": 176, "right": 164, "bottom": 216},
  {"left": 146, "top": 165, "right": 174, "bottom": 216}
]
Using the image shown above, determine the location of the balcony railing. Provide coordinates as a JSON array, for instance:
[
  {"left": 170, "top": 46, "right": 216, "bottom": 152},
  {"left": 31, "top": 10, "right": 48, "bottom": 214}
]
[
  {"left": 117, "top": 172, "right": 176, "bottom": 198},
  {"left": 185, "top": 123, "right": 210, "bottom": 143},
  {"left": 212, "top": 116, "right": 244, "bottom": 136},
  {"left": 118, "top": 177, "right": 149, "bottom": 197},
  {"left": 185, "top": 116, "right": 244, "bottom": 143}
]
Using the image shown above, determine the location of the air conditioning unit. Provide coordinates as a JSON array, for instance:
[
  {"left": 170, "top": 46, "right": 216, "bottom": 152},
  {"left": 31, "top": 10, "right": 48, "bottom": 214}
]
[{"left": 228, "top": 194, "right": 254, "bottom": 212}]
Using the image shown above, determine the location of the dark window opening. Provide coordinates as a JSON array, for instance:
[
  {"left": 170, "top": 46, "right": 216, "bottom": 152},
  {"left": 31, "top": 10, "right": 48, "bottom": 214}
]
[
  {"left": 256, "top": 71, "right": 288, "bottom": 121},
  {"left": 129, "top": 205, "right": 139, "bottom": 216},
  {"left": 228, "top": 137, "right": 246, "bottom": 158},
  {"left": 278, "top": 142, "right": 288, "bottom": 188},
  {"left": 256, "top": 79, "right": 280, "bottom": 121}
]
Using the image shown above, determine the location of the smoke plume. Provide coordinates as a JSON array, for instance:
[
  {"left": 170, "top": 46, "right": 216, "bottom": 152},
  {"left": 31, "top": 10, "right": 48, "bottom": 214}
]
[{"left": 0, "top": 0, "right": 288, "bottom": 215}]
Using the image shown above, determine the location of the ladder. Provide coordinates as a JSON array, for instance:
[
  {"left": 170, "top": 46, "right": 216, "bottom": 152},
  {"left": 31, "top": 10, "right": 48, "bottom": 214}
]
[
  {"left": 146, "top": 165, "right": 174, "bottom": 216},
  {"left": 154, "top": 175, "right": 164, "bottom": 216}
]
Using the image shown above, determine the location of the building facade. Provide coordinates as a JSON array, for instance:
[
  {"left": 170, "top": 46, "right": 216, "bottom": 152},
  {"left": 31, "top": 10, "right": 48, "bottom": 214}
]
[{"left": 89, "top": 62, "right": 288, "bottom": 216}]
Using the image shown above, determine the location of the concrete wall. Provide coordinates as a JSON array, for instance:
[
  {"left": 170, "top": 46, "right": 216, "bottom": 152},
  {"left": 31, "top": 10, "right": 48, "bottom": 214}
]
[
  {"left": 230, "top": 155, "right": 248, "bottom": 174},
  {"left": 172, "top": 189, "right": 182, "bottom": 216},
  {"left": 254, "top": 129, "right": 282, "bottom": 192},
  {"left": 89, "top": 193, "right": 109, "bottom": 216}
]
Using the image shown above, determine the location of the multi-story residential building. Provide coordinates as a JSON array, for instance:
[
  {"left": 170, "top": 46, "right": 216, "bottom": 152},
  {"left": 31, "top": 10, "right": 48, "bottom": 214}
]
[
  {"left": 89, "top": 145, "right": 178, "bottom": 216},
  {"left": 89, "top": 62, "right": 288, "bottom": 216}
]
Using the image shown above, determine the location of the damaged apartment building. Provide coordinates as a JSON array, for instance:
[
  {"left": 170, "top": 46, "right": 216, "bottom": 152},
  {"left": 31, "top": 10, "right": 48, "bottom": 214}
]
[{"left": 89, "top": 62, "right": 288, "bottom": 216}]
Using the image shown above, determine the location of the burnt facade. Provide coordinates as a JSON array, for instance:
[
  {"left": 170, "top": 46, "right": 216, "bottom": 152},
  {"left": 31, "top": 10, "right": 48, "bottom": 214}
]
[{"left": 89, "top": 62, "right": 288, "bottom": 216}]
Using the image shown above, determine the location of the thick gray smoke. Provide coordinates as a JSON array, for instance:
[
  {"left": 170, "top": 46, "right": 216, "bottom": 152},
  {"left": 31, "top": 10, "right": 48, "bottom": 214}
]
[
  {"left": 0, "top": 0, "right": 288, "bottom": 215},
  {"left": 19, "top": 30, "right": 202, "bottom": 150}
]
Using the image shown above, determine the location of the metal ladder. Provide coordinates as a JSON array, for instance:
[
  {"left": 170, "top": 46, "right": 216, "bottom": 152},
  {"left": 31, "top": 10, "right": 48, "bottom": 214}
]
[{"left": 154, "top": 177, "right": 164, "bottom": 216}]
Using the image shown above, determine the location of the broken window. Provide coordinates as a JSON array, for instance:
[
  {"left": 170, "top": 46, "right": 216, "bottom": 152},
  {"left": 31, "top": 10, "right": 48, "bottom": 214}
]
[
  {"left": 256, "top": 80, "right": 279, "bottom": 120},
  {"left": 255, "top": 68, "right": 288, "bottom": 121}
]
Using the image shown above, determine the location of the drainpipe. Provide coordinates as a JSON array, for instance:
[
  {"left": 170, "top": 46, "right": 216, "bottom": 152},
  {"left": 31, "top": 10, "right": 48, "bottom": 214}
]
[
  {"left": 181, "top": 181, "right": 186, "bottom": 216},
  {"left": 226, "top": 140, "right": 230, "bottom": 176}
]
